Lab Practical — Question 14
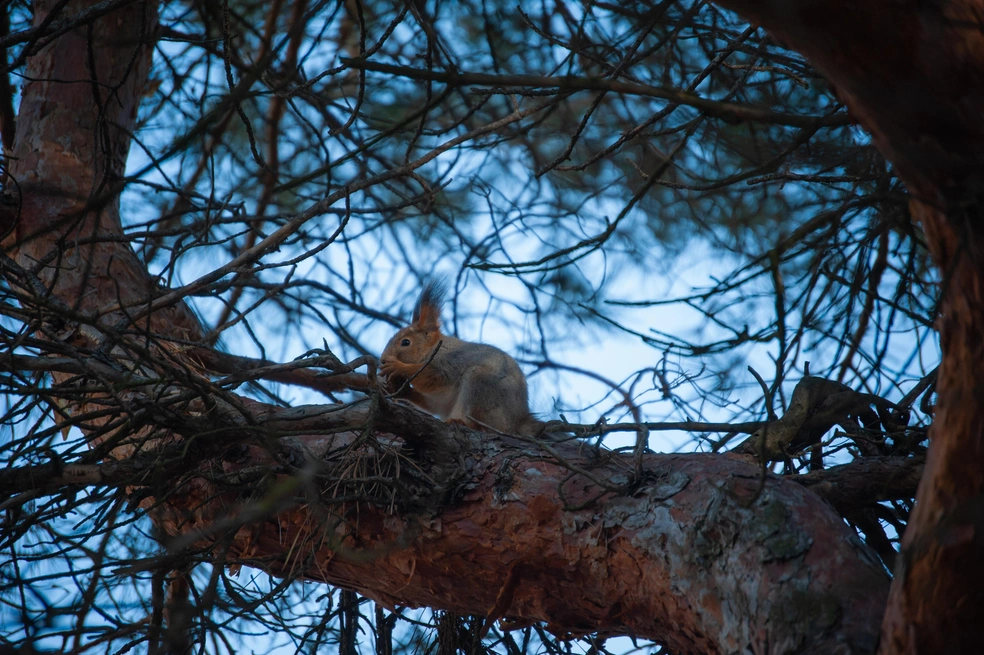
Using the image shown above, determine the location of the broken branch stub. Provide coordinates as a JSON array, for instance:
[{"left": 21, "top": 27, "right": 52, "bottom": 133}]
[{"left": 734, "top": 376, "right": 898, "bottom": 462}]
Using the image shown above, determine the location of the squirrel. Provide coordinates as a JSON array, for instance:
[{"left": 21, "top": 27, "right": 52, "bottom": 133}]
[{"left": 379, "top": 281, "right": 546, "bottom": 437}]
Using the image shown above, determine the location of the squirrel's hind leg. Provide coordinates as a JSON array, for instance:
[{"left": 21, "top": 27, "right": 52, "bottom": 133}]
[{"left": 448, "top": 366, "right": 527, "bottom": 434}]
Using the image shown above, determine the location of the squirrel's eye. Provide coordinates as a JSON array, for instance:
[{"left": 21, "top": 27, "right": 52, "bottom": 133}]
[{"left": 400, "top": 338, "right": 411, "bottom": 347}]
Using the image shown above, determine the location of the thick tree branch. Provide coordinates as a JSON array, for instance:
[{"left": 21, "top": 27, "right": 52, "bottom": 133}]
[
  {"left": 0, "top": 437, "right": 923, "bottom": 519},
  {"left": 0, "top": 392, "right": 892, "bottom": 653}
]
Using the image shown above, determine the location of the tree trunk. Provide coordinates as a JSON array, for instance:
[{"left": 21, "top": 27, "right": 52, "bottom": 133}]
[
  {"left": 709, "top": 1, "right": 984, "bottom": 652},
  {"left": 2, "top": 0, "right": 200, "bottom": 342},
  {"left": 1, "top": 0, "right": 202, "bottom": 454}
]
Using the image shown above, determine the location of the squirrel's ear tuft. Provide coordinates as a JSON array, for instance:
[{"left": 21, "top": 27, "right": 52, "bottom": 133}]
[{"left": 412, "top": 280, "right": 448, "bottom": 332}]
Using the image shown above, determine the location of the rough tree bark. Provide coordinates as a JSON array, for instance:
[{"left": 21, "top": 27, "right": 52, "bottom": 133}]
[
  {"left": 0, "top": 1, "right": 935, "bottom": 654},
  {"left": 708, "top": 1, "right": 984, "bottom": 653},
  {"left": 2, "top": 0, "right": 200, "bottom": 344}
]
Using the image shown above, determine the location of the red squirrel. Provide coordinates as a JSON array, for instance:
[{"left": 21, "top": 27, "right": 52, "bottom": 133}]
[{"left": 379, "top": 282, "right": 545, "bottom": 436}]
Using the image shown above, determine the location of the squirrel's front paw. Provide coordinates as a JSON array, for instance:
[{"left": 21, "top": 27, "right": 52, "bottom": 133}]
[
  {"left": 378, "top": 359, "right": 401, "bottom": 378},
  {"left": 377, "top": 361, "right": 407, "bottom": 392}
]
